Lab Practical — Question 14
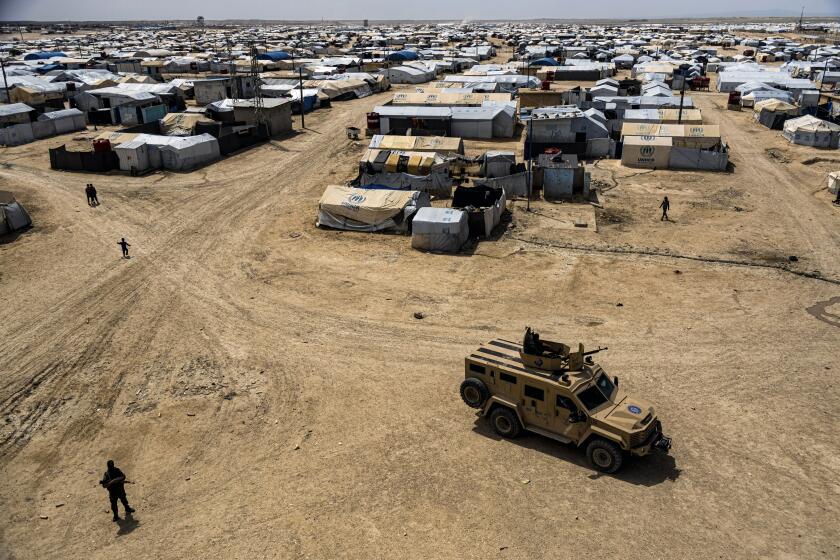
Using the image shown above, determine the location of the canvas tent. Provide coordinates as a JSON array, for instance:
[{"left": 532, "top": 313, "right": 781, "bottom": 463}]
[
  {"left": 317, "top": 185, "right": 430, "bottom": 233},
  {"left": 369, "top": 135, "right": 464, "bottom": 155},
  {"left": 782, "top": 116, "right": 840, "bottom": 149},
  {"left": 753, "top": 99, "right": 798, "bottom": 129},
  {"left": 0, "top": 191, "right": 32, "bottom": 235},
  {"left": 410, "top": 207, "right": 469, "bottom": 253},
  {"left": 114, "top": 133, "right": 221, "bottom": 173},
  {"left": 621, "top": 135, "right": 672, "bottom": 168}
]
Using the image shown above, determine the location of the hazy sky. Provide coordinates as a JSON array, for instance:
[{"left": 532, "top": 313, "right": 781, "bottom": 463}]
[{"left": 1, "top": 0, "right": 838, "bottom": 22}]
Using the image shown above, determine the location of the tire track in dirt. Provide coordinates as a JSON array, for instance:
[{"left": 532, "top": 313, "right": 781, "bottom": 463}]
[{"left": 0, "top": 92, "right": 393, "bottom": 459}]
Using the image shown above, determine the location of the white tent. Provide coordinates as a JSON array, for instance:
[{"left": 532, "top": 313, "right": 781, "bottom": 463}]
[
  {"left": 411, "top": 207, "right": 469, "bottom": 253},
  {"left": 782, "top": 116, "right": 840, "bottom": 149},
  {"left": 114, "top": 133, "right": 221, "bottom": 173}
]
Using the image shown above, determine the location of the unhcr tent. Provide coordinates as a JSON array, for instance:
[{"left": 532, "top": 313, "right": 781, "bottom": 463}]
[
  {"left": 783, "top": 116, "right": 840, "bottom": 149},
  {"left": 0, "top": 191, "right": 32, "bottom": 235},
  {"left": 411, "top": 207, "right": 469, "bottom": 253},
  {"left": 317, "top": 185, "right": 430, "bottom": 233},
  {"left": 621, "top": 135, "right": 672, "bottom": 168}
]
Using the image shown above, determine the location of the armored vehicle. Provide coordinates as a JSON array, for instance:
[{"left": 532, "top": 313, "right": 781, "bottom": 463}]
[{"left": 459, "top": 328, "right": 671, "bottom": 473}]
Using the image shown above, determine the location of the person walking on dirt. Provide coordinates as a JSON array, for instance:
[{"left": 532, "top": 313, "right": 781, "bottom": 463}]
[
  {"left": 659, "top": 196, "right": 670, "bottom": 221},
  {"left": 117, "top": 238, "right": 131, "bottom": 258},
  {"left": 85, "top": 184, "right": 94, "bottom": 206},
  {"left": 99, "top": 460, "right": 135, "bottom": 522},
  {"left": 88, "top": 184, "right": 99, "bottom": 206}
]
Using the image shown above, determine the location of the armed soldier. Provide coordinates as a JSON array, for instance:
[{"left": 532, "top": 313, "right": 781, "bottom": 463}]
[{"left": 99, "top": 460, "right": 135, "bottom": 522}]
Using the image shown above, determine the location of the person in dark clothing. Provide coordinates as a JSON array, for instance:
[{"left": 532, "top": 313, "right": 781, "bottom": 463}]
[
  {"left": 100, "top": 460, "right": 135, "bottom": 521},
  {"left": 117, "top": 238, "right": 130, "bottom": 258},
  {"left": 89, "top": 184, "right": 99, "bottom": 206},
  {"left": 85, "top": 184, "right": 94, "bottom": 206},
  {"left": 659, "top": 196, "right": 670, "bottom": 221}
]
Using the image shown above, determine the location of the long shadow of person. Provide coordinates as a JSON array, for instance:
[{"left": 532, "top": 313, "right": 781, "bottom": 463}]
[{"left": 116, "top": 513, "right": 140, "bottom": 536}]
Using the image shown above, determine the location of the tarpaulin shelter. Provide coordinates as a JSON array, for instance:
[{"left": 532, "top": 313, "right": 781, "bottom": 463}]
[
  {"left": 411, "top": 207, "right": 469, "bottom": 252},
  {"left": 23, "top": 51, "right": 67, "bottom": 60},
  {"left": 452, "top": 184, "right": 506, "bottom": 237},
  {"left": 386, "top": 50, "right": 419, "bottom": 62},
  {"left": 317, "top": 185, "right": 430, "bottom": 233},
  {"left": 529, "top": 57, "right": 560, "bottom": 66},
  {"left": 0, "top": 191, "right": 32, "bottom": 235},
  {"left": 257, "top": 51, "right": 291, "bottom": 62}
]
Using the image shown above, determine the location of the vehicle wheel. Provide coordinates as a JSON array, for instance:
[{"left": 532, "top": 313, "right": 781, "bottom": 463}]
[
  {"left": 489, "top": 407, "right": 522, "bottom": 438},
  {"left": 460, "top": 378, "right": 489, "bottom": 409},
  {"left": 586, "top": 439, "right": 624, "bottom": 473}
]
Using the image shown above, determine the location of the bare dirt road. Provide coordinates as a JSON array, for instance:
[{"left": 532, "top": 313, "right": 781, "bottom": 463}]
[{"left": 1, "top": 84, "right": 839, "bottom": 559}]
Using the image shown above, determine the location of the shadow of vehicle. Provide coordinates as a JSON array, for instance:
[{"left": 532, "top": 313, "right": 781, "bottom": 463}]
[{"left": 472, "top": 415, "right": 680, "bottom": 487}]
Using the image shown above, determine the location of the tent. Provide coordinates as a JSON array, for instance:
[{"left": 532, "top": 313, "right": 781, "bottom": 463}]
[
  {"left": 257, "top": 51, "right": 291, "bottom": 62},
  {"left": 753, "top": 99, "right": 798, "bottom": 129},
  {"left": 0, "top": 191, "right": 32, "bottom": 235},
  {"left": 23, "top": 51, "right": 67, "bottom": 60},
  {"left": 783, "top": 116, "right": 840, "bottom": 149},
  {"left": 411, "top": 207, "right": 469, "bottom": 253},
  {"left": 36, "top": 109, "right": 86, "bottom": 135},
  {"left": 829, "top": 172, "right": 840, "bottom": 195},
  {"left": 115, "top": 133, "right": 221, "bottom": 172},
  {"left": 387, "top": 50, "right": 419, "bottom": 62},
  {"left": 529, "top": 57, "right": 560, "bottom": 67},
  {"left": 621, "top": 135, "right": 672, "bottom": 168},
  {"left": 317, "top": 185, "right": 430, "bottom": 233}
]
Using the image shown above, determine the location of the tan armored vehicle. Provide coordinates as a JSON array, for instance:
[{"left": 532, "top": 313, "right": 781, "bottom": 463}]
[{"left": 459, "top": 328, "right": 671, "bottom": 473}]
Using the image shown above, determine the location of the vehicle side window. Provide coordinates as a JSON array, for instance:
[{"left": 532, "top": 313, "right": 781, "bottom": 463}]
[
  {"left": 469, "top": 363, "right": 485, "bottom": 374},
  {"left": 556, "top": 396, "right": 578, "bottom": 412},
  {"left": 499, "top": 372, "right": 517, "bottom": 384},
  {"left": 524, "top": 385, "right": 544, "bottom": 401}
]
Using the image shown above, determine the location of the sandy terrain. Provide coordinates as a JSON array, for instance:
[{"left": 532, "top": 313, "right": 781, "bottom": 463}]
[{"left": 1, "top": 67, "right": 839, "bottom": 559}]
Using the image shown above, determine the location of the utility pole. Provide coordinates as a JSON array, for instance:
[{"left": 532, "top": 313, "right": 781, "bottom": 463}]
[
  {"left": 526, "top": 114, "right": 533, "bottom": 212},
  {"left": 249, "top": 41, "right": 267, "bottom": 135},
  {"left": 298, "top": 65, "right": 305, "bottom": 129},
  {"left": 227, "top": 38, "right": 239, "bottom": 99},
  {"left": 1, "top": 56, "right": 10, "bottom": 103},
  {"left": 677, "top": 75, "right": 686, "bottom": 124}
]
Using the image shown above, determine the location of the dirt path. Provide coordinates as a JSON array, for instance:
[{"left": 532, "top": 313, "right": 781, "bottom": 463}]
[{"left": 1, "top": 85, "right": 839, "bottom": 559}]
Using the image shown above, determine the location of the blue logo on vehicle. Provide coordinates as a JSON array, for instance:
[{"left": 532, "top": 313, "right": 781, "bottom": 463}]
[{"left": 628, "top": 405, "right": 642, "bottom": 414}]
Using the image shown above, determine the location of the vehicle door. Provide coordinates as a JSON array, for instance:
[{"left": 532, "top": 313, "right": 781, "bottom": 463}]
[
  {"left": 551, "top": 392, "right": 589, "bottom": 442},
  {"left": 519, "top": 382, "right": 551, "bottom": 429}
]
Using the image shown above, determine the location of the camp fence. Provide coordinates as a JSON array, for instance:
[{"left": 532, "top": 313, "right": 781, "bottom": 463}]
[{"left": 49, "top": 145, "right": 119, "bottom": 172}]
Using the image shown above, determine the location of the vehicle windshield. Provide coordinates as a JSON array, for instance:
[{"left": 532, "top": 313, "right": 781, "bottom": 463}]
[
  {"left": 595, "top": 373, "right": 616, "bottom": 400},
  {"left": 576, "top": 374, "right": 616, "bottom": 411}
]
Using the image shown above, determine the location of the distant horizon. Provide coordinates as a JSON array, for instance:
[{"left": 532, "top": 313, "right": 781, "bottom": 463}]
[{"left": 1, "top": 0, "right": 838, "bottom": 24}]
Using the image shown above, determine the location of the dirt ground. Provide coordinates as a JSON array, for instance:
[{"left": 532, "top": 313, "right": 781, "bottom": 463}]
[{"left": 1, "top": 62, "right": 840, "bottom": 560}]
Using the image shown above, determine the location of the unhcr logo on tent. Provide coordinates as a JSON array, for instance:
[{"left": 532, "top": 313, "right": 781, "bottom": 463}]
[
  {"left": 640, "top": 145, "right": 655, "bottom": 156},
  {"left": 341, "top": 193, "right": 366, "bottom": 212}
]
